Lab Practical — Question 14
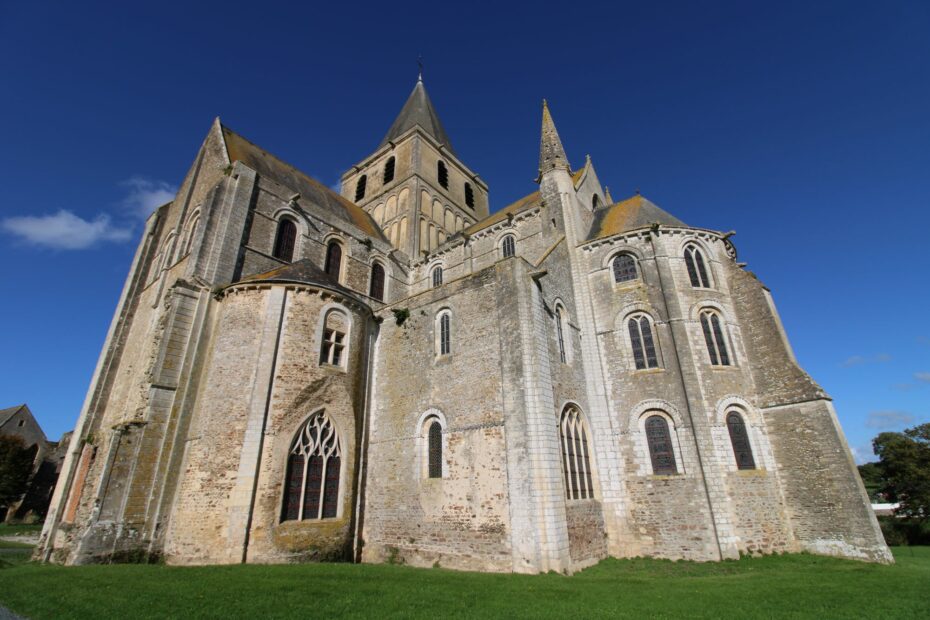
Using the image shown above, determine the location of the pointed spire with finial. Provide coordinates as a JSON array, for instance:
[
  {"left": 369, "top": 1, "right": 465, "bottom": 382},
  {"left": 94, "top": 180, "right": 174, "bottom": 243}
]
[{"left": 538, "top": 99, "right": 571, "bottom": 180}]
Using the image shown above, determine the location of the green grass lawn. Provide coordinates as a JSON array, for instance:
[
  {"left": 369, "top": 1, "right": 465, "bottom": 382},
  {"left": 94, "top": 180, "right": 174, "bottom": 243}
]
[
  {"left": 0, "top": 548, "right": 927, "bottom": 619},
  {"left": 0, "top": 523, "right": 44, "bottom": 537}
]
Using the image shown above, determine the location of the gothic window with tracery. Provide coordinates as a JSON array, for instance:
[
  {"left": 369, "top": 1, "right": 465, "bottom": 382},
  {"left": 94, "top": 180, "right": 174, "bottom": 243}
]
[
  {"left": 560, "top": 406, "right": 594, "bottom": 500},
  {"left": 325, "top": 241, "right": 343, "bottom": 282},
  {"left": 383, "top": 157, "right": 395, "bottom": 184},
  {"left": 628, "top": 314, "right": 659, "bottom": 369},
  {"left": 684, "top": 244, "right": 711, "bottom": 288},
  {"left": 501, "top": 234, "right": 515, "bottom": 258},
  {"left": 355, "top": 175, "right": 367, "bottom": 201},
  {"left": 726, "top": 412, "right": 756, "bottom": 470},
  {"left": 437, "top": 160, "right": 448, "bottom": 189},
  {"left": 645, "top": 414, "right": 677, "bottom": 475},
  {"left": 320, "top": 311, "right": 348, "bottom": 367},
  {"left": 281, "top": 410, "right": 342, "bottom": 521},
  {"left": 273, "top": 218, "right": 297, "bottom": 262},
  {"left": 700, "top": 309, "right": 731, "bottom": 366},
  {"left": 612, "top": 253, "right": 638, "bottom": 283},
  {"left": 369, "top": 262, "right": 385, "bottom": 301}
]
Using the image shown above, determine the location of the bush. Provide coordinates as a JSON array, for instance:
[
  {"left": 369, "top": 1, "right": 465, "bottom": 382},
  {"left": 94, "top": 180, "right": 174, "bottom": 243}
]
[{"left": 878, "top": 516, "right": 930, "bottom": 546}]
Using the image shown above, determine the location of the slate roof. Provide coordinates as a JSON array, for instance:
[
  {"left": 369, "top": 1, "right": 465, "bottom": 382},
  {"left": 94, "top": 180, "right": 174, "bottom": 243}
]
[
  {"left": 0, "top": 404, "right": 28, "bottom": 429},
  {"left": 220, "top": 126, "right": 387, "bottom": 242},
  {"left": 379, "top": 80, "right": 456, "bottom": 155},
  {"left": 588, "top": 194, "right": 687, "bottom": 240},
  {"left": 238, "top": 259, "right": 365, "bottom": 302}
]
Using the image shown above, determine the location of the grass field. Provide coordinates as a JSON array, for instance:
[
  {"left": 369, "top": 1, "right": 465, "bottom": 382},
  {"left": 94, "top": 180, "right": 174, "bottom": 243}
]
[{"left": 0, "top": 547, "right": 927, "bottom": 619}]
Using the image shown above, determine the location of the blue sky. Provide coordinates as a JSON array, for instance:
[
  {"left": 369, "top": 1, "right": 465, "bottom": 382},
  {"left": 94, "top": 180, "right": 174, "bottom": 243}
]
[{"left": 1, "top": 1, "right": 927, "bottom": 460}]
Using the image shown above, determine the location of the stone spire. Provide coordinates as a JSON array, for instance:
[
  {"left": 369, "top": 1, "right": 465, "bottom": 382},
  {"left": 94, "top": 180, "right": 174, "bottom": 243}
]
[
  {"left": 380, "top": 79, "right": 456, "bottom": 155},
  {"left": 538, "top": 99, "right": 571, "bottom": 179}
]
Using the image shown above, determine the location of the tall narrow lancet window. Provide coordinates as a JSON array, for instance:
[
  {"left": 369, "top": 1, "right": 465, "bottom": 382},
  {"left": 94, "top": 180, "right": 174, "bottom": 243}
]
[
  {"left": 272, "top": 218, "right": 297, "bottom": 262},
  {"left": 319, "top": 310, "right": 348, "bottom": 367},
  {"left": 428, "top": 419, "right": 443, "bottom": 478},
  {"left": 645, "top": 415, "right": 677, "bottom": 475},
  {"left": 281, "top": 410, "right": 342, "bottom": 521},
  {"left": 700, "top": 309, "right": 731, "bottom": 366},
  {"left": 592, "top": 194, "right": 601, "bottom": 210},
  {"left": 431, "top": 266, "right": 443, "bottom": 288},
  {"left": 612, "top": 253, "right": 638, "bottom": 283},
  {"left": 628, "top": 314, "right": 659, "bottom": 370},
  {"left": 437, "top": 310, "right": 451, "bottom": 356},
  {"left": 726, "top": 412, "right": 756, "bottom": 470},
  {"left": 501, "top": 234, "right": 515, "bottom": 258},
  {"left": 324, "top": 241, "right": 343, "bottom": 282},
  {"left": 355, "top": 175, "right": 367, "bottom": 201},
  {"left": 464, "top": 182, "right": 474, "bottom": 209},
  {"left": 559, "top": 406, "right": 594, "bottom": 500},
  {"left": 684, "top": 244, "right": 711, "bottom": 288},
  {"left": 437, "top": 160, "right": 449, "bottom": 189},
  {"left": 383, "top": 157, "right": 395, "bottom": 184},
  {"left": 555, "top": 305, "right": 568, "bottom": 363},
  {"left": 369, "top": 262, "right": 386, "bottom": 301}
]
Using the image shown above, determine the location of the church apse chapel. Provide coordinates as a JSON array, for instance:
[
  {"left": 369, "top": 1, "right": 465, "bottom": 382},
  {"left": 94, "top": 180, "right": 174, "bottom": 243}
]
[{"left": 38, "top": 78, "right": 891, "bottom": 571}]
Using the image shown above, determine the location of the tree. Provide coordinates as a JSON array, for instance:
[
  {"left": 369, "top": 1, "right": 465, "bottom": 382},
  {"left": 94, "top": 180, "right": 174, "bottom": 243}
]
[
  {"left": 0, "top": 435, "right": 35, "bottom": 509},
  {"left": 872, "top": 423, "right": 930, "bottom": 520},
  {"left": 857, "top": 462, "right": 884, "bottom": 502}
]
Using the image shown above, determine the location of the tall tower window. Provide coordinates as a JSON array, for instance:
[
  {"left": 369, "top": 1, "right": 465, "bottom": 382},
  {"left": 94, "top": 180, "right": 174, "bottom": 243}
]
[
  {"left": 464, "top": 182, "right": 474, "bottom": 209},
  {"left": 437, "top": 160, "right": 448, "bottom": 189},
  {"left": 369, "top": 262, "right": 386, "bottom": 301},
  {"left": 355, "top": 175, "right": 367, "bottom": 201},
  {"left": 383, "top": 157, "right": 395, "bottom": 184},
  {"left": 436, "top": 310, "right": 451, "bottom": 356},
  {"left": 726, "top": 412, "right": 756, "bottom": 470},
  {"left": 555, "top": 304, "right": 569, "bottom": 363},
  {"left": 281, "top": 410, "right": 342, "bottom": 521},
  {"left": 684, "top": 244, "right": 711, "bottom": 288},
  {"left": 324, "top": 241, "right": 343, "bottom": 282},
  {"left": 700, "top": 309, "right": 731, "bottom": 366},
  {"left": 428, "top": 420, "right": 443, "bottom": 478},
  {"left": 431, "top": 265, "right": 443, "bottom": 288},
  {"left": 559, "top": 406, "right": 594, "bottom": 500},
  {"left": 501, "top": 234, "right": 515, "bottom": 258},
  {"left": 645, "top": 415, "right": 677, "bottom": 475},
  {"left": 273, "top": 218, "right": 297, "bottom": 262},
  {"left": 628, "top": 314, "right": 659, "bottom": 370}
]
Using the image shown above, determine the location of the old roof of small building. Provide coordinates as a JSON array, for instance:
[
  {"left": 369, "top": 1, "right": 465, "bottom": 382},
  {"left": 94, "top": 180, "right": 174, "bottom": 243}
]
[
  {"left": 0, "top": 404, "right": 28, "bottom": 429},
  {"left": 220, "top": 126, "right": 387, "bottom": 242},
  {"left": 237, "top": 259, "right": 365, "bottom": 303},
  {"left": 588, "top": 194, "right": 687, "bottom": 240},
  {"left": 379, "top": 79, "right": 456, "bottom": 155}
]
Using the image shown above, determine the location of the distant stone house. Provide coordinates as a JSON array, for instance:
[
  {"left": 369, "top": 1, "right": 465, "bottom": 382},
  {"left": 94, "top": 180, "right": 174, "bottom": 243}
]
[
  {"left": 0, "top": 404, "right": 68, "bottom": 522},
  {"left": 38, "top": 78, "right": 891, "bottom": 570}
]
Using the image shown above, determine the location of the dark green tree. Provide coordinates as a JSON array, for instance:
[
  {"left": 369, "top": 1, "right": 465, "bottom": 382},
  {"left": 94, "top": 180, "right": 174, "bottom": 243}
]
[
  {"left": 0, "top": 435, "right": 35, "bottom": 509},
  {"left": 857, "top": 461, "right": 884, "bottom": 502},
  {"left": 872, "top": 423, "right": 930, "bottom": 520}
]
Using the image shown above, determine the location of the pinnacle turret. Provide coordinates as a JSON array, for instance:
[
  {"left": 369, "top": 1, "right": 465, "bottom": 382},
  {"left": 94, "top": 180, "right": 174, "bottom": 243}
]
[{"left": 538, "top": 99, "right": 571, "bottom": 179}]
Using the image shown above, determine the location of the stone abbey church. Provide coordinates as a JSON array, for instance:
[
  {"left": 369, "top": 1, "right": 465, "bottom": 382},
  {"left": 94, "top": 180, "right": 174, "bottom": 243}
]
[{"left": 39, "top": 78, "right": 890, "bottom": 571}]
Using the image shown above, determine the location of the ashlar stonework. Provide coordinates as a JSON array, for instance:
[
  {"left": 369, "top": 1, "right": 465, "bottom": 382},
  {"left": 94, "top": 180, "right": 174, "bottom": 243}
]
[{"left": 37, "top": 78, "right": 891, "bottom": 572}]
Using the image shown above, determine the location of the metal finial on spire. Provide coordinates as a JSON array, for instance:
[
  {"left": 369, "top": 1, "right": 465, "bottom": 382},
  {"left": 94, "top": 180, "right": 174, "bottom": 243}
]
[{"left": 417, "top": 55, "right": 423, "bottom": 82}]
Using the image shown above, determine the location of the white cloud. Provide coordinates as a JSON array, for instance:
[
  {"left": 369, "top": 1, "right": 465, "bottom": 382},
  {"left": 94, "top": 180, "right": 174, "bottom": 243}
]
[
  {"left": 121, "top": 176, "right": 177, "bottom": 218},
  {"left": 865, "top": 410, "right": 915, "bottom": 429},
  {"left": 915, "top": 372, "right": 930, "bottom": 383},
  {"left": 850, "top": 444, "right": 877, "bottom": 465},
  {"left": 842, "top": 354, "right": 892, "bottom": 367},
  {"left": 1, "top": 210, "right": 133, "bottom": 250}
]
